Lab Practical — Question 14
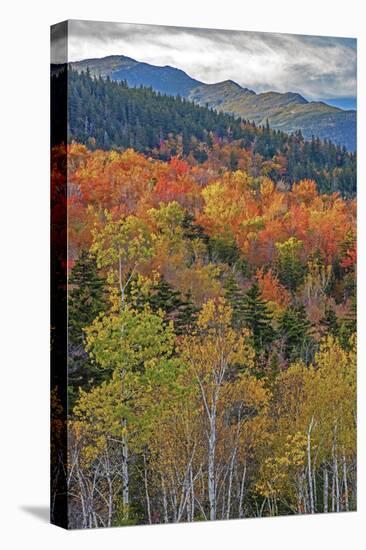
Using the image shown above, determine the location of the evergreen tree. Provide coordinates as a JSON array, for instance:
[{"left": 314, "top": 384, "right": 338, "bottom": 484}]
[
  {"left": 242, "top": 283, "right": 274, "bottom": 352},
  {"left": 174, "top": 290, "right": 198, "bottom": 335},
  {"left": 148, "top": 278, "right": 182, "bottom": 316},
  {"left": 320, "top": 306, "right": 339, "bottom": 337},
  {"left": 229, "top": 149, "right": 239, "bottom": 170},
  {"left": 68, "top": 250, "right": 106, "bottom": 346},
  {"left": 266, "top": 351, "right": 281, "bottom": 384},
  {"left": 68, "top": 250, "right": 107, "bottom": 404},
  {"left": 208, "top": 236, "right": 240, "bottom": 266},
  {"left": 278, "top": 305, "right": 313, "bottom": 362},
  {"left": 223, "top": 274, "right": 245, "bottom": 328},
  {"left": 275, "top": 237, "right": 305, "bottom": 293},
  {"left": 181, "top": 212, "right": 209, "bottom": 243},
  {"left": 146, "top": 278, "right": 197, "bottom": 335},
  {"left": 338, "top": 295, "right": 356, "bottom": 349}
]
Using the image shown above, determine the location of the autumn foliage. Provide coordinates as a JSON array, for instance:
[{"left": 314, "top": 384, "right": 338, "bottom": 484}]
[{"left": 53, "top": 142, "right": 356, "bottom": 528}]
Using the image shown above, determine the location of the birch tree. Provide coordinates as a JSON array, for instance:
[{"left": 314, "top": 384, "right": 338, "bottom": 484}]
[
  {"left": 81, "top": 305, "right": 175, "bottom": 520},
  {"left": 180, "top": 298, "right": 260, "bottom": 520},
  {"left": 90, "top": 212, "right": 155, "bottom": 308}
]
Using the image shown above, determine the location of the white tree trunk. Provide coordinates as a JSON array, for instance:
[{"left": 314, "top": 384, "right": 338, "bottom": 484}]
[
  {"left": 161, "top": 474, "right": 169, "bottom": 523},
  {"left": 342, "top": 453, "right": 349, "bottom": 512},
  {"left": 307, "top": 417, "right": 315, "bottom": 514},
  {"left": 331, "top": 465, "right": 335, "bottom": 512},
  {"left": 121, "top": 423, "right": 129, "bottom": 518},
  {"left": 323, "top": 465, "right": 328, "bottom": 513},
  {"left": 143, "top": 453, "right": 152, "bottom": 524},
  {"left": 334, "top": 454, "right": 340, "bottom": 512},
  {"left": 190, "top": 464, "right": 195, "bottom": 521},
  {"left": 238, "top": 462, "right": 247, "bottom": 518},
  {"left": 226, "top": 447, "right": 237, "bottom": 519},
  {"left": 208, "top": 412, "right": 217, "bottom": 521}
]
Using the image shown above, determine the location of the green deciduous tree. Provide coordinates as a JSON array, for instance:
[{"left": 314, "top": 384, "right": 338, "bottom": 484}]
[
  {"left": 90, "top": 212, "right": 155, "bottom": 308},
  {"left": 83, "top": 305, "right": 176, "bottom": 519}
]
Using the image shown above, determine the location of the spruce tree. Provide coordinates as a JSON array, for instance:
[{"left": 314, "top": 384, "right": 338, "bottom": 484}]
[
  {"left": 181, "top": 212, "right": 209, "bottom": 243},
  {"left": 68, "top": 250, "right": 107, "bottom": 405},
  {"left": 148, "top": 278, "right": 182, "bottom": 317},
  {"left": 320, "top": 306, "right": 339, "bottom": 337},
  {"left": 146, "top": 278, "right": 198, "bottom": 335},
  {"left": 223, "top": 274, "right": 245, "bottom": 329},
  {"left": 68, "top": 250, "right": 106, "bottom": 346},
  {"left": 242, "top": 283, "right": 274, "bottom": 352},
  {"left": 275, "top": 237, "right": 305, "bottom": 293},
  {"left": 278, "top": 305, "right": 312, "bottom": 362},
  {"left": 338, "top": 295, "right": 356, "bottom": 349},
  {"left": 174, "top": 290, "right": 198, "bottom": 335}
]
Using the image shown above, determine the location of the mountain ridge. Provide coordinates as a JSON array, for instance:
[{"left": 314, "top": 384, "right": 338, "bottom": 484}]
[{"left": 70, "top": 55, "right": 356, "bottom": 151}]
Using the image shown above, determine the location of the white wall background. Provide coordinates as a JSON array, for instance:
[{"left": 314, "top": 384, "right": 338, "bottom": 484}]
[{"left": 0, "top": 1, "right": 364, "bottom": 548}]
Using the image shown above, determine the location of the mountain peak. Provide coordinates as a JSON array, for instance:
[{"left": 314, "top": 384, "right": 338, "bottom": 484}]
[
  {"left": 96, "top": 54, "right": 137, "bottom": 62},
  {"left": 70, "top": 54, "right": 138, "bottom": 78},
  {"left": 210, "top": 79, "right": 245, "bottom": 91},
  {"left": 221, "top": 79, "right": 242, "bottom": 88},
  {"left": 283, "top": 91, "right": 308, "bottom": 104},
  {"left": 194, "top": 80, "right": 256, "bottom": 96}
]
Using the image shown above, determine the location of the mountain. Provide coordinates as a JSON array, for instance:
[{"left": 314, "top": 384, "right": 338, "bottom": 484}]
[
  {"left": 71, "top": 55, "right": 202, "bottom": 97},
  {"left": 70, "top": 55, "right": 138, "bottom": 78},
  {"left": 71, "top": 55, "right": 356, "bottom": 151},
  {"left": 65, "top": 69, "right": 356, "bottom": 197},
  {"left": 188, "top": 83, "right": 356, "bottom": 151}
]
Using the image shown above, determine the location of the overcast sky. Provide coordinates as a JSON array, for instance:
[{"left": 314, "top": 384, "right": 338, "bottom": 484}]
[{"left": 52, "top": 19, "right": 356, "bottom": 101}]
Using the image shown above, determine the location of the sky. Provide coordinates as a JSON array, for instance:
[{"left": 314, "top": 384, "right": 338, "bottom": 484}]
[{"left": 52, "top": 19, "right": 357, "bottom": 104}]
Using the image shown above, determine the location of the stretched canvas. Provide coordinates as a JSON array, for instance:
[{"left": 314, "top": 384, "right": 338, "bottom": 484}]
[{"left": 51, "top": 20, "right": 357, "bottom": 529}]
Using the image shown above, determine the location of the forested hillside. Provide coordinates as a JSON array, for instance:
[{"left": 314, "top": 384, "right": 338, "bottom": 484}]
[
  {"left": 66, "top": 70, "right": 356, "bottom": 197},
  {"left": 64, "top": 71, "right": 356, "bottom": 196},
  {"left": 189, "top": 81, "right": 357, "bottom": 152},
  {"left": 51, "top": 136, "right": 356, "bottom": 527},
  {"left": 71, "top": 55, "right": 356, "bottom": 151}
]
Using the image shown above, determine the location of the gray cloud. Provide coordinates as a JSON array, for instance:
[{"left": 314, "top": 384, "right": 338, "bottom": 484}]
[
  {"left": 65, "top": 19, "right": 356, "bottom": 100},
  {"left": 51, "top": 21, "right": 68, "bottom": 64}
]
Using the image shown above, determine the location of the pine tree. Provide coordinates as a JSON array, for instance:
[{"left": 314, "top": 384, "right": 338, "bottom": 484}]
[
  {"left": 174, "top": 290, "right": 198, "bottom": 335},
  {"left": 148, "top": 278, "right": 183, "bottom": 317},
  {"left": 145, "top": 278, "right": 199, "bottom": 336},
  {"left": 181, "top": 212, "right": 209, "bottom": 243},
  {"left": 229, "top": 149, "right": 238, "bottom": 170},
  {"left": 267, "top": 351, "right": 280, "bottom": 383},
  {"left": 68, "top": 250, "right": 107, "bottom": 405},
  {"left": 223, "top": 274, "right": 245, "bottom": 328},
  {"left": 320, "top": 306, "right": 339, "bottom": 337},
  {"left": 68, "top": 250, "right": 106, "bottom": 346},
  {"left": 275, "top": 237, "right": 305, "bottom": 293},
  {"left": 242, "top": 283, "right": 274, "bottom": 352},
  {"left": 278, "top": 305, "right": 312, "bottom": 362},
  {"left": 338, "top": 295, "right": 356, "bottom": 349}
]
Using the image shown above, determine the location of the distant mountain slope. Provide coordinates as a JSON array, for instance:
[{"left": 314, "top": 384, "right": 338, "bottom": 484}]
[
  {"left": 188, "top": 82, "right": 356, "bottom": 151},
  {"left": 65, "top": 69, "right": 356, "bottom": 197},
  {"left": 70, "top": 55, "right": 139, "bottom": 78},
  {"left": 71, "top": 55, "right": 202, "bottom": 97},
  {"left": 71, "top": 55, "right": 356, "bottom": 151}
]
